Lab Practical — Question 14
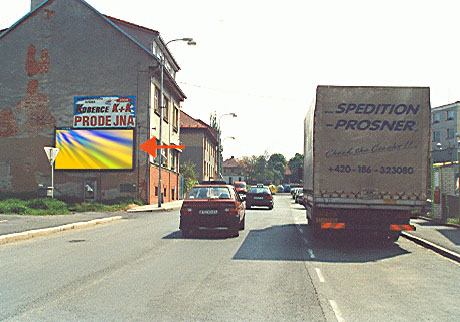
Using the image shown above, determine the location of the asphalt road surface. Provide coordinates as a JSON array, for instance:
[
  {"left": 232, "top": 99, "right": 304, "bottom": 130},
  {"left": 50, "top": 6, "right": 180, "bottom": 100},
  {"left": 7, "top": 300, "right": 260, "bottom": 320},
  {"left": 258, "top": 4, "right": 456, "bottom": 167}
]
[{"left": 1, "top": 195, "right": 459, "bottom": 321}]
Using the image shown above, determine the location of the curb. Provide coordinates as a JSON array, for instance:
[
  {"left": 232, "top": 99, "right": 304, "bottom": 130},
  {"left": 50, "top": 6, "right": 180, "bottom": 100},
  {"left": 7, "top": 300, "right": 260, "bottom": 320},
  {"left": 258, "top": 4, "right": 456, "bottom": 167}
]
[
  {"left": 127, "top": 205, "right": 182, "bottom": 213},
  {"left": 417, "top": 216, "right": 460, "bottom": 229},
  {"left": 401, "top": 232, "right": 460, "bottom": 263},
  {"left": 0, "top": 216, "right": 122, "bottom": 246}
]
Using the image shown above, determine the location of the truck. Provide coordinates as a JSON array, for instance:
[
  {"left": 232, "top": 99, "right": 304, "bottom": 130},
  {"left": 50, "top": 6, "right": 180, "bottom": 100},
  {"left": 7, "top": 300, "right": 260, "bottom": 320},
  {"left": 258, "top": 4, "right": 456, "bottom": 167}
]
[{"left": 304, "top": 86, "right": 430, "bottom": 241}]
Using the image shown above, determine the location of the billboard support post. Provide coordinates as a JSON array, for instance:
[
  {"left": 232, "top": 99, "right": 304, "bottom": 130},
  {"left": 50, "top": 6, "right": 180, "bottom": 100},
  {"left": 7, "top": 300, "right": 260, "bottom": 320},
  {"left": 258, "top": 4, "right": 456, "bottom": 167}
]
[{"left": 44, "top": 147, "right": 60, "bottom": 198}]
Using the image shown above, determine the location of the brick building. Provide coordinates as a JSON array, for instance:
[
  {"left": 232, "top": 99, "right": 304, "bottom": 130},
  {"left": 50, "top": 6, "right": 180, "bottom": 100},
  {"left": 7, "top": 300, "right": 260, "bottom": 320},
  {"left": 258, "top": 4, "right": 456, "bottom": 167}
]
[{"left": 0, "top": 0, "right": 187, "bottom": 203}]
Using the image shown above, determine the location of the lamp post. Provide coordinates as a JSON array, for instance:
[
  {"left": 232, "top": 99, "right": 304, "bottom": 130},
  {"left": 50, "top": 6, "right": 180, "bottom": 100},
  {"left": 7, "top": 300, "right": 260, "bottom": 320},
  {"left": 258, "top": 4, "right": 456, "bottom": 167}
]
[
  {"left": 217, "top": 113, "right": 237, "bottom": 180},
  {"left": 158, "top": 37, "right": 195, "bottom": 207}
]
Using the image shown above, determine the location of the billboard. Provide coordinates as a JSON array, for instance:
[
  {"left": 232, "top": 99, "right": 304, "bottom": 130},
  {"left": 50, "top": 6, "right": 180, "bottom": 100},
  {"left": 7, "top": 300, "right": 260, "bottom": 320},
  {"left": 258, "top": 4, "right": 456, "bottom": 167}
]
[
  {"left": 55, "top": 128, "right": 134, "bottom": 170},
  {"left": 73, "top": 96, "right": 136, "bottom": 128}
]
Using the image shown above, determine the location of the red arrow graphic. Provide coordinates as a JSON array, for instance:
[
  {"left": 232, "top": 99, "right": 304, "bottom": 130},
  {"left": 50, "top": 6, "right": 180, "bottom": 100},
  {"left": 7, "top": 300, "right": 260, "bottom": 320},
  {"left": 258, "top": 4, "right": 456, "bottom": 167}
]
[{"left": 140, "top": 136, "right": 185, "bottom": 158}]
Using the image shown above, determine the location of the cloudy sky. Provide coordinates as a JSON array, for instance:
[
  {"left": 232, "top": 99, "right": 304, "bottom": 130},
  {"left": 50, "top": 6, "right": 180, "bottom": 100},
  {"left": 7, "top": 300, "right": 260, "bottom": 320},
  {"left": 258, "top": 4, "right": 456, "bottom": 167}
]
[{"left": 2, "top": 0, "right": 460, "bottom": 160}]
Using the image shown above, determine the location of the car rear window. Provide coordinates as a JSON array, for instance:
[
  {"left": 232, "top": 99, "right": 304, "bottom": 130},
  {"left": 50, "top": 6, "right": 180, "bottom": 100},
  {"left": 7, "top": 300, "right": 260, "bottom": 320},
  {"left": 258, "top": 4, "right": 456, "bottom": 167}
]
[
  {"left": 249, "top": 187, "right": 270, "bottom": 194},
  {"left": 186, "top": 187, "right": 232, "bottom": 200},
  {"left": 235, "top": 184, "right": 246, "bottom": 188}
]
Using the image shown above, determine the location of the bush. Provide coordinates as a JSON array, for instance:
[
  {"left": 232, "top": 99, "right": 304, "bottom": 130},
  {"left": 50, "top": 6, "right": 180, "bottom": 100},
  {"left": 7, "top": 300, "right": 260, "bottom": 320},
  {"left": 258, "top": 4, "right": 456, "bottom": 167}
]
[{"left": 26, "top": 199, "right": 49, "bottom": 210}]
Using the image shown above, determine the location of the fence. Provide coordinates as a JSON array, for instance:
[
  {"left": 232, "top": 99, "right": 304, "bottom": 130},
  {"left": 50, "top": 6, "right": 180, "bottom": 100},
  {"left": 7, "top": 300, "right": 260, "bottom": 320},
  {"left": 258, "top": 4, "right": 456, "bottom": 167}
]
[{"left": 431, "top": 162, "right": 460, "bottom": 224}]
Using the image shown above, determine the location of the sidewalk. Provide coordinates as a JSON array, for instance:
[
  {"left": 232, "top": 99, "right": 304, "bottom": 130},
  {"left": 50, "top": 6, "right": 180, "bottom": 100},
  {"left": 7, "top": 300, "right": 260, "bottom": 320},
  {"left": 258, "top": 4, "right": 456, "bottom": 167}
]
[
  {"left": 402, "top": 218, "right": 460, "bottom": 262},
  {"left": 0, "top": 200, "right": 183, "bottom": 239}
]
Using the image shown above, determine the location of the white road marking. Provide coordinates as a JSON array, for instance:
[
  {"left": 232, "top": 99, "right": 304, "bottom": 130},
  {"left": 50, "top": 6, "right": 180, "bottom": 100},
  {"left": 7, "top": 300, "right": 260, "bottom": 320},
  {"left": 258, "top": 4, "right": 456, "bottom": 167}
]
[
  {"left": 298, "top": 227, "right": 304, "bottom": 233},
  {"left": 329, "top": 299, "right": 345, "bottom": 322},
  {"left": 315, "top": 268, "right": 325, "bottom": 282},
  {"left": 308, "top": 249, "right": 315, "bottom": 259}
]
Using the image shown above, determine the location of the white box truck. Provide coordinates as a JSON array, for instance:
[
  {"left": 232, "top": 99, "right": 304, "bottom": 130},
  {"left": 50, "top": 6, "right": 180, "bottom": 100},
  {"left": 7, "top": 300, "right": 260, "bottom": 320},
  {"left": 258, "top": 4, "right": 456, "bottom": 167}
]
[{"left": 304, "top": 86, "right": 430, "bottom": 241}]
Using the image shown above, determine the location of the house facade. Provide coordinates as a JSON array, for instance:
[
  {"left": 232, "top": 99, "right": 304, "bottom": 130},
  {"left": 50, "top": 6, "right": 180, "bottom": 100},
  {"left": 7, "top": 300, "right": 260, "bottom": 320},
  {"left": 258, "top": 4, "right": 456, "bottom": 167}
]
[
  {"left": 0, "top": 0, "right": 186, "bottom": 204},
  {"left": 180, "top": 111, "right": 218, "bottom": 182},
  {"left": 431, "top": 101, "right": 460, "bottom": 163},
  {"left": 222, "top": 156, "right": 245, "bottom": 185}
]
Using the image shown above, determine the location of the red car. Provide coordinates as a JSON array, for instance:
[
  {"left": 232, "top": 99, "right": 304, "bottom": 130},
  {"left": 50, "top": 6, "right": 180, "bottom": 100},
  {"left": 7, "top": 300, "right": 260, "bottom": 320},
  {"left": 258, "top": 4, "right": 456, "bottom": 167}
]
[
  {"left": 180, "top": 181, "right": 245, "bottom": 237},
  {"left": 234, "top": 181, "right": 247, "bottom": 194}
]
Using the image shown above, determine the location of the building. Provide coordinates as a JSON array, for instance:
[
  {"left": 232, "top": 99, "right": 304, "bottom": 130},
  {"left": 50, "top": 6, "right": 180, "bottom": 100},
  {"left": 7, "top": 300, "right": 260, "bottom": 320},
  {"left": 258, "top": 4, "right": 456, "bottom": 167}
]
[
  {"left": 431, "top": 101, "right": 460, "bottom": 163},
  {"left": 180, "top": 111, "right": 218, "bottom": 182},
  {"left": 0, "top": 0, "right": 187, "bottom": 204},
  {"left": 222, "top": 156, "right": 245, "bottom": 185}
]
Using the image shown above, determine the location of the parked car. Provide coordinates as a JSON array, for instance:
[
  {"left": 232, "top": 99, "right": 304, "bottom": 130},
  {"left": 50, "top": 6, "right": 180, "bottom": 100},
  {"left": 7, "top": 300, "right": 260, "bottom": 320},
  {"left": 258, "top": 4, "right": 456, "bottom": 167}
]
[
  {"left": 291, "top": 187, "right": 302, "bottom": 199},
  {"left": 246, "top": 184, "right": 274, "bottom": 210},
  {"left": 277, "top": 185, "right": 284, "bottom": 193},
  {"left": 283, "top": 184, "right": 291, "bottom": 193},
  {"left": 269, "top": 184, "right": 277, "bottom": 194},
  {"left": 180, "top": 181, "right": 245, "bottom": 237}
]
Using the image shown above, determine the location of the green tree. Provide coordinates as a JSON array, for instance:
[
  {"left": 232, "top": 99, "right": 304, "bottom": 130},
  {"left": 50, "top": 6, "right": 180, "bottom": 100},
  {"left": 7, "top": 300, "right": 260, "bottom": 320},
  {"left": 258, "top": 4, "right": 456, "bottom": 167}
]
[
  {"left": 181, "top": 161, "right": 199, "bottom": 194},
  {"left": 287, "top": 153, "right": 303, "bottom": 183},
  {"left": 268, "top": 153, "right": 287, "bottom": 185}
]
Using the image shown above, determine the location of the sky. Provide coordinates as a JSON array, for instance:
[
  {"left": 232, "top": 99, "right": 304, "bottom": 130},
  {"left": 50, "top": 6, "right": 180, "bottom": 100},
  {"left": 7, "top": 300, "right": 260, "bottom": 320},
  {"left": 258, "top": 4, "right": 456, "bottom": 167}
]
[{"left": 2, "top": 0, "right": 460, "bottom": 161}]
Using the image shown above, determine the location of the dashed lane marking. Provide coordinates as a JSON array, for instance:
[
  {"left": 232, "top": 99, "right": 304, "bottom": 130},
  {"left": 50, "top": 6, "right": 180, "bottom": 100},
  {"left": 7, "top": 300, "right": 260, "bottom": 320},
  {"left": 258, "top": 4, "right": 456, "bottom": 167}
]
[
  {"left": 315, "top": 268, "right": 325, "bottom": 282},
  {"left": 329, "top": 299, "right": 345, "bottom": 322},
  {"left": 308, "top": 249, "right": 316, "bottom": 259}
]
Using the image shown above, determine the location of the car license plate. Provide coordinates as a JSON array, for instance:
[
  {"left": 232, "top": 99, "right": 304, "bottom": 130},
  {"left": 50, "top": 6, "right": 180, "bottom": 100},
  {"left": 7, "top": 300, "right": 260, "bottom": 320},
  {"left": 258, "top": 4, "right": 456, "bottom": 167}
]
[
  {"left": 254, "top": 197, "right": 263, "bottom": 200},
  {"left": 199, "top": 210, "right": 218, "bottom": 215}
]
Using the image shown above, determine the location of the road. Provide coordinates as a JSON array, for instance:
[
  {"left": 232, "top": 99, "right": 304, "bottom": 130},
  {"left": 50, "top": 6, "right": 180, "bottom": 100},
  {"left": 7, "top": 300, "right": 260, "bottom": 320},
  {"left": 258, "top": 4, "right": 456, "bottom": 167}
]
[{"left": 1, "top": 195, "right": 459, "bottom": 321}]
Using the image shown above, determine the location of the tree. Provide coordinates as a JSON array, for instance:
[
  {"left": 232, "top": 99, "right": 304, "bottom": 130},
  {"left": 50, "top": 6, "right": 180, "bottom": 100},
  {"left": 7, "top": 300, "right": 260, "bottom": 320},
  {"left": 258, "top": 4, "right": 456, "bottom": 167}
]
[
  {"left": 287, "top": 153, "right": 303, "bottom": 183},
  {"left": 181, "top": 161, "right": 199, "bottom": 194},
  {"left": 268, "top": 153, "right": 287, "bottom": 185}
]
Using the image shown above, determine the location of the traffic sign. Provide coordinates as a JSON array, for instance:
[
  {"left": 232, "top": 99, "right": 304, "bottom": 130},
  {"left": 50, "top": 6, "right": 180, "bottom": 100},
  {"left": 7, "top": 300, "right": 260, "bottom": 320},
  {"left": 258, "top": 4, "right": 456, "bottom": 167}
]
[{"left": 44, "top": 147, "right": 60, "bottom": 165}]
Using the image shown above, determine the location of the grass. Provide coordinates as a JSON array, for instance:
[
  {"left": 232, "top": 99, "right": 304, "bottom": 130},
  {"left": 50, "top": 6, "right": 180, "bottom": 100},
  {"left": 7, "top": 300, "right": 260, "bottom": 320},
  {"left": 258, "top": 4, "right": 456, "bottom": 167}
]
[
  {"left": 0, "top": 197, "right": 143, "bottom": 216},
  {"left": 447, "top": 217, "right": 460, "bottom": 226}
]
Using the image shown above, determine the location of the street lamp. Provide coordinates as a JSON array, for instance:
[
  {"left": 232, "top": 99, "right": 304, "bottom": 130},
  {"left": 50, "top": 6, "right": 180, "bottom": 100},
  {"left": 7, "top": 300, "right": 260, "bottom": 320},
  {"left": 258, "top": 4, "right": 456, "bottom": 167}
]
[
  {"left": 217, "top": 113, "right": 237, "bottom": 180},
  {"left": 158, "top": 37, "right": 195, "bottom": 207}
]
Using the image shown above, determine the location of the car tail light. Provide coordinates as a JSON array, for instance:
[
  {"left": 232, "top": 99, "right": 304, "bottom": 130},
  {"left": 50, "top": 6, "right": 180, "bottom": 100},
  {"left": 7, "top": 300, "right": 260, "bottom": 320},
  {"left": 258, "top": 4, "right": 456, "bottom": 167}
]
[
  {"left": 224, "top": 203, "right": 239, "bottom": 216},
  {"left": 266, "top": 194, "right": 273, "bottom": 200},
  {"left": 181, "top": 207, "right": 193, "bottom": 215}
]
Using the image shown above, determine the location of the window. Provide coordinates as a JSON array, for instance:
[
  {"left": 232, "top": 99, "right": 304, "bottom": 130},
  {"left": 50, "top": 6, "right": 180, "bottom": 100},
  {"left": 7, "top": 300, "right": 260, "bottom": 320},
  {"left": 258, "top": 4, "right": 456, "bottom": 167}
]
[
  {"left": 154, "top": 86, "right": 160, "bottom": 115},
  {"left": 447, "top": 110, "right": 455, "bottom": 121},
  {"left": 433, "top": 131, "right": 440, "bottom": 142},
  {"left": 163, "top": 96, "right": 169, "bottom": 122},
  {"left": 173, "top": 105, "right": 179, "bottom": 130},
  {"left": 447, "top": 128, "right": 456, "bottom": 139},
  {"left": 432, "top": 113, "right": 440, "bottom": 123}
]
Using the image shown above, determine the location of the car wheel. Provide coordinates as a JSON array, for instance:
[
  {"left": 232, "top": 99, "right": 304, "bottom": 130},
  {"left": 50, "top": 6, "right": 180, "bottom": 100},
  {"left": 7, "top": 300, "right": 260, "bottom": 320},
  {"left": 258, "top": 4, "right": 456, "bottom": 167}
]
[
  {"left": 239, "top": 215, "right": 245, "bottom": 230},
  {"left": 246, "top": 203, "right": 251, "bottom": 209},
  {"left": 268, "top": 205, "right": 273, "bottom": 210}
]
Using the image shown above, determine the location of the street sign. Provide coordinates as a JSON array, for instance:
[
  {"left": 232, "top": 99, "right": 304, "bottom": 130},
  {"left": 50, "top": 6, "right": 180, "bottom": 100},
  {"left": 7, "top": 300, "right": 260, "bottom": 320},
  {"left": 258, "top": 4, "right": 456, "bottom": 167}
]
[
  {"left": 44, "top": 147, "right": 60, "bottom": 165},
  {"left": 44, "top": 147, "right": 60, "bottom": 198}
]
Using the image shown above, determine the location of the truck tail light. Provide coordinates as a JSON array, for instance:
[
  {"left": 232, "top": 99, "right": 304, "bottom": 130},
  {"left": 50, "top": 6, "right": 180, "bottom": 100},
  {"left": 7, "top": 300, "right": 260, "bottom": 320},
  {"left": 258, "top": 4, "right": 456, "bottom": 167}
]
[
  {"left": 321, "top": 223, "right": 345, "bottom": 229},
  {"left": 390, "top": 224, "right": 415, "bottom": 231}
]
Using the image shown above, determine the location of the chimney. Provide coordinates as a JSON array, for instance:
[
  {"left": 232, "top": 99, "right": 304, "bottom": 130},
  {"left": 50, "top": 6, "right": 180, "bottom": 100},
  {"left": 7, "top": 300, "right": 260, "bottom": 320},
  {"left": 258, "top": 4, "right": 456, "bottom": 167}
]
[{"left": 31, "top": 0, "right": 44, "bottom": 11}]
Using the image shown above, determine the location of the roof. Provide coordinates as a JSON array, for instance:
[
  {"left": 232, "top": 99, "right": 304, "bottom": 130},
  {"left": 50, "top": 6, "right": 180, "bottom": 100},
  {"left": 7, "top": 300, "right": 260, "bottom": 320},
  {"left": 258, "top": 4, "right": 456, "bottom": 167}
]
[
  {"left": 223, "top": 156, "right": 240, "bottom": 168},
  {"left": 0, "top": 0, "right": 186, "bottom": 100},
  {"left": 180, "top": 110, "right": 218, "bottom": 143},
  {"left": 432, "top": 101, "right": 460, "bottom": 111}
]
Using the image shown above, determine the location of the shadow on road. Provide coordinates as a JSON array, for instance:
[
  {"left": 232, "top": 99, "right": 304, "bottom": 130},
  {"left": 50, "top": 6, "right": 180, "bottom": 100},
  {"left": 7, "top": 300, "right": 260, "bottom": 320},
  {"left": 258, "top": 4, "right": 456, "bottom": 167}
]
[
  {"left": 438, "top": 229, "right": 460, "bottom": 246},
  {"left": 233, "top": 224, "right": 410, "bottom": 263},
  {"left": 163, "top": 229, "right": 237, "bottom": 240}
]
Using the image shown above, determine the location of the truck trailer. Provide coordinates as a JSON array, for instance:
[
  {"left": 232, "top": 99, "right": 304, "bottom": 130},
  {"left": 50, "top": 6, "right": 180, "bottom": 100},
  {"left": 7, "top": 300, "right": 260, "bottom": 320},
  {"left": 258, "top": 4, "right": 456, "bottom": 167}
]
[{"left": 304, "top": 86, "right": 430, "bottom": 241}]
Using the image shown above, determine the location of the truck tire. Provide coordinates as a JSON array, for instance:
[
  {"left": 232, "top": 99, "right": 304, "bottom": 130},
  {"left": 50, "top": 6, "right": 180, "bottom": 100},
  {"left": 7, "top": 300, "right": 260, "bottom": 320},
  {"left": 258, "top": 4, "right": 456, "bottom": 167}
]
[{"left": 386, "top": 232, "right": 400, "bottom": 242}]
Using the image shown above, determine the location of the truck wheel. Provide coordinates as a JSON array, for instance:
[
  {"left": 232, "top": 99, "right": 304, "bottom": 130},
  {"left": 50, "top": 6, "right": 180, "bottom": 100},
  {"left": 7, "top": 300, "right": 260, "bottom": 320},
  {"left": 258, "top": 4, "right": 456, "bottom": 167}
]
[
  {"left": 386, "top": 232, "right": 400, "bottom": 242},
  {"left": 312, "top": 223, "right": 322, "bottom": 239}
]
